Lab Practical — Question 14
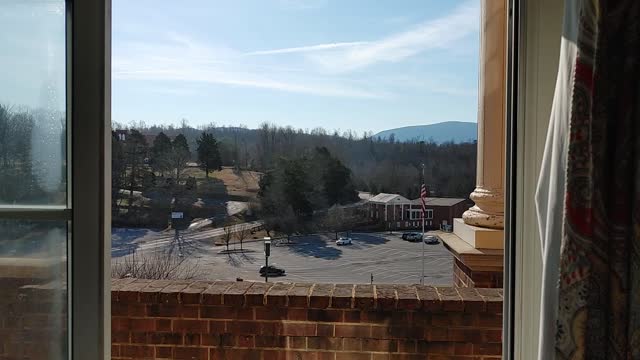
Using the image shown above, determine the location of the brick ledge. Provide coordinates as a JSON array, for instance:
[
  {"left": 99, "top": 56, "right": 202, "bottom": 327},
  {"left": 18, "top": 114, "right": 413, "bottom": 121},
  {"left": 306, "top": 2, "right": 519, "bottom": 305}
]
[
  {"left": 436, "top": 231, "right": 503, "bottom": 272},
  {"left": 111, "top": 278, "right": 503, "bottom": 313}
]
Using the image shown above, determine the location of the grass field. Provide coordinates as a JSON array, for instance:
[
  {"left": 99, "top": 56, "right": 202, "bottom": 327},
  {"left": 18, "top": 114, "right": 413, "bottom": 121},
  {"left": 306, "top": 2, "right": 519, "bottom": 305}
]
[{"left": 183, "top": 166, "right": 261, "bottom": 199}]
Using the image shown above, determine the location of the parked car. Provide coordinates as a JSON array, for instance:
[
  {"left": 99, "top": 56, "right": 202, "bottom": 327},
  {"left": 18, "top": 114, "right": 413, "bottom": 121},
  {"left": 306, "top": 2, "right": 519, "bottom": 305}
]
[
  {"left": 336, "top": 237, "right": 352, "bottom": 246},
  {"left": 424, "top": 235, "right": 440, "bottom": 245},
  {"left": 259, "top": 264, "right": 286, "bottom": 276},
  {"left": 403, "top": 232, "right": 422, "bottom": 242}
]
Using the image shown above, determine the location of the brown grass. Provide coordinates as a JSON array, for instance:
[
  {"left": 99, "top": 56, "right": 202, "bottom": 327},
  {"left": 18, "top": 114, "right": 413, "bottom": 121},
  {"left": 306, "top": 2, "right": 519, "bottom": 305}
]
[{"left": 184, "top": 166, "right": 261, "bottom": 198}]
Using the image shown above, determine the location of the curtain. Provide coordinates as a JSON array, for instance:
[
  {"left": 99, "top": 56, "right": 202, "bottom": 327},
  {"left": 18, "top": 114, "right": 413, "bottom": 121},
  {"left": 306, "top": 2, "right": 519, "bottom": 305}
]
[
  {"left": 535, "top": 0, "right": 581, "bottom": 359},
  {"left": 548, "top": 0, "right": 640, "bottom": 359}
]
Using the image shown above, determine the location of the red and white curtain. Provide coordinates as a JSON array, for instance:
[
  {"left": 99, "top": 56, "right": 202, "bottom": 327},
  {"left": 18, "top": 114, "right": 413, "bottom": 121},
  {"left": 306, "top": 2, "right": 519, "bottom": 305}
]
[{"left": 537, "top": 0, "right": 640, "bottom": 358}]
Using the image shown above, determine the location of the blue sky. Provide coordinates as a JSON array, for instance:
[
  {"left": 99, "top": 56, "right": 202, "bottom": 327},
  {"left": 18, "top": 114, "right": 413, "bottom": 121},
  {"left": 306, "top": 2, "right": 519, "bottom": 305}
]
[{"left": 0, "top": 1, "right": 480, "bottom": 135}]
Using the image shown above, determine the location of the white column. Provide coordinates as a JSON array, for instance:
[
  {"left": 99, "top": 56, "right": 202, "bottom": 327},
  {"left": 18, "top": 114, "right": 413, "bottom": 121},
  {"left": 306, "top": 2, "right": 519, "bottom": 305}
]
[{"left": 462, "top": 0, "right": 507, "bottom": 230}]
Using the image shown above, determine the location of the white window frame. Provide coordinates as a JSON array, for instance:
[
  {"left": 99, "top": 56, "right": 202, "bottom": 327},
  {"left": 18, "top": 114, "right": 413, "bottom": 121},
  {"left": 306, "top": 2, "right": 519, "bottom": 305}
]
[
  {"left": 425, "top": 209, "right": 433, "bottom": 219},
  {"left": 0, "top": 0, "right": 110, "bottom": 358},
  {"left": 0, "top": 0, "right": 541, "bottom": 358},
  {"left": 506, "top": 0, "right": 566, "bottom": 359},
  {"left": 408, "top": 209, "right": 432, "bottom": 220},
  {"left": 70, "top": 0, "right": 112, "bottom": 358}
]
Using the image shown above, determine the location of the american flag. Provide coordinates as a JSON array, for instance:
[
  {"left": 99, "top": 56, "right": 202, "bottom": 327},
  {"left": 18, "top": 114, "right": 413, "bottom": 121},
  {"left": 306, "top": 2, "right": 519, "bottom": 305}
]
[{"left": 420, "top": 184, "right": 428, "bottom": 217}]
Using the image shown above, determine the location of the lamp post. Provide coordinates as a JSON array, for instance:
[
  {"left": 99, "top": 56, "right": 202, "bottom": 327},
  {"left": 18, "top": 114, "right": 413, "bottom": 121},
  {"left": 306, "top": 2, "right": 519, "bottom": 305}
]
[
  {"left": 421, "top": 163, "right": 425, "bottom": 285},
  {"left": 264, "top": 238, "right": 271, "bottom": 283}
]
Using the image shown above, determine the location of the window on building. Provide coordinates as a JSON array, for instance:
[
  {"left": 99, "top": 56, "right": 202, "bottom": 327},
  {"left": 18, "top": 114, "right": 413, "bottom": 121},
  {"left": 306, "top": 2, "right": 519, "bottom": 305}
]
[
  {"left": 0, "top": 1, "right": 69, "bottom": 358},
  {"left": 110, "top": 0, "right": 480, "bottom": 286},
  {"left": 4, "top": 0, "right": 554, "bottom": 358}
]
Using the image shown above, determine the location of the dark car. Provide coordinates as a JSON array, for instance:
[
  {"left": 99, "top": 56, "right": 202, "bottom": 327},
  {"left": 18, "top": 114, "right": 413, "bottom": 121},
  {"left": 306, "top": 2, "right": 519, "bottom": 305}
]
[
  {"left": 402, "top": 232, "right": 422, "bottom": 242},
  {"left": 259, "top": 264, "right": 286, "bottom": 276}
]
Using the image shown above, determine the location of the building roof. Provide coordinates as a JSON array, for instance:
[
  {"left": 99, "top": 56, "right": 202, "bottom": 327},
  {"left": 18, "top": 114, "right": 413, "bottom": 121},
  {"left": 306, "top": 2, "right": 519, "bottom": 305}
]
[
  {"left": 411, "top": 197, "right": 467, "bottom": 207},
  {"left": 367, "top": 192, "right": 468, "bottom": 207},
  {"left": 368, "top": 193, "right": 411, "bottom": 204}
]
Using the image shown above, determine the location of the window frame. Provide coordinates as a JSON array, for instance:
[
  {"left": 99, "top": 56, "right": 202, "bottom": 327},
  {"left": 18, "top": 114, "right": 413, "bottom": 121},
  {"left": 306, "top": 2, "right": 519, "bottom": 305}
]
[
  {"left": 69, "top": 0, "right": 112, "bottom": 358},
  {"left": 503, "top": 0, "right": 521, "bottom": 358},
  {"left": 1, "top": 0, "right": 525, "bottom": 358}
]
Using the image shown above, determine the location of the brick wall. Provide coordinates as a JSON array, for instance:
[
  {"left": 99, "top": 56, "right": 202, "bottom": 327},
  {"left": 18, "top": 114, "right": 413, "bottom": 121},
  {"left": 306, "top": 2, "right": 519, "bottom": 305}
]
[
  {"left": 453, "top": 259, "right": 503, "bottom": 289},
  {"left": 0, "top": 260, "right": 68, "bottom": 360},
  {"left": 112, "top": 279, "right": 503, "bottom": 360}
]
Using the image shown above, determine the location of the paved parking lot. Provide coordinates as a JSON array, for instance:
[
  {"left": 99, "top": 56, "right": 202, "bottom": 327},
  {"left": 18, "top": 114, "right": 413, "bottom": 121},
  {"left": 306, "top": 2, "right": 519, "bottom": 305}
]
[{"left": 169, "top": 232, "right": 453, "bottom": 285}]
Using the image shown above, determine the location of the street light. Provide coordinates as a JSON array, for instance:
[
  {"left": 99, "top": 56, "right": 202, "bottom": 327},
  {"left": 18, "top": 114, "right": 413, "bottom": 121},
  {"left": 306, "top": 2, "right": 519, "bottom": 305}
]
[{"left": 264, "top": 237, "right": 271, "bottom": 283}]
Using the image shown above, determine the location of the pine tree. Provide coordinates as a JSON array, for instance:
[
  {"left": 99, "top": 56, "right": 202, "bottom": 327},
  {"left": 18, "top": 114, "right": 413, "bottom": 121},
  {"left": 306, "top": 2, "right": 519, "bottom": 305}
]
[
  {"left": 124, "top": 129, "right": 148, "bottom": 211},
  {"left": 150, "top": 132, "right": 172, "bottom": 176},
  {"left": 196, "top": 132, "right": 222, "bottom": 178}
]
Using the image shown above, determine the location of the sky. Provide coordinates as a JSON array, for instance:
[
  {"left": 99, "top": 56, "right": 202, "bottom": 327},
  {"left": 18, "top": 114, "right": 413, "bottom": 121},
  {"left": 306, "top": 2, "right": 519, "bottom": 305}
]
[{"left": 0, "top": 0, "right": 480, "bottom": 135}]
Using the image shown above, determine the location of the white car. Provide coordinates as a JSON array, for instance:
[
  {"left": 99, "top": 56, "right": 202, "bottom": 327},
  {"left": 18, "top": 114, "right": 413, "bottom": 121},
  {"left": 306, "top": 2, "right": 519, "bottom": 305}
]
[{"left": 336, "top": 237, "right": 352, "bottom": 246}]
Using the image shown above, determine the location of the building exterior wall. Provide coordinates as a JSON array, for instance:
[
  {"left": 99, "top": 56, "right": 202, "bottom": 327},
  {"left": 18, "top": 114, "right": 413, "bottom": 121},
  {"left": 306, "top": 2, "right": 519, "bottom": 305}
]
[
  {"left": 367, "top": 200, "right": 471, "bottom": 231},
  {"left": 453, "top": 259, "right": 504, "bottom": 288},
  {"left": 110, "top": 279, "right": 502, "bottom": 359},
  {"left": 0, "top": 269, "right": 502, "bottom": 360}
]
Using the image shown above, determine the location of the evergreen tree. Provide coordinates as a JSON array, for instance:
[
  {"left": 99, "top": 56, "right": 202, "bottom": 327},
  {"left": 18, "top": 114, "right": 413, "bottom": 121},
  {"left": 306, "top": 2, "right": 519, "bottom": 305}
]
[
  {"left": 124, "top": 129, "right": 148, "bottom": 211},
  {"left": 150, "top": 132, "right": 172, "bottom": 176},
  {"left": 196, "top": 132, "right": 222, "bottom": 178}
]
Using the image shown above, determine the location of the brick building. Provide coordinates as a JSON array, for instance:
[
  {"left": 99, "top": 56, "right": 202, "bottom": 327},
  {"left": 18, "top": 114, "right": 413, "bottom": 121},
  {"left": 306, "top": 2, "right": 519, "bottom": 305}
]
[{"left": 366, "top": 193, "right": 471, "bottom": 231}]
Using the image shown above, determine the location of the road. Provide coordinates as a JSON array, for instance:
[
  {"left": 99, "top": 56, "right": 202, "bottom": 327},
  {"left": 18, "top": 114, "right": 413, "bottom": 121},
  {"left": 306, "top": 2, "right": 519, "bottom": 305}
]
[
  {"left": 113, "top": 231, "right": 453, "bottom": 285},
  {"left": 111, "top": 220, "right": 263, "bottom": 257},
  {"left": 187, "top": 201, "right": 249, "bottom": 231}
]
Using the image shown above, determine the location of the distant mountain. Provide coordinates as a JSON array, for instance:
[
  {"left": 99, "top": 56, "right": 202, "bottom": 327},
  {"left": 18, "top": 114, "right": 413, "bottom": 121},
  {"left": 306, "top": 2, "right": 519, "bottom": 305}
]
[{"left": 374, "top": 121, "right": 477, "bottom": 143}]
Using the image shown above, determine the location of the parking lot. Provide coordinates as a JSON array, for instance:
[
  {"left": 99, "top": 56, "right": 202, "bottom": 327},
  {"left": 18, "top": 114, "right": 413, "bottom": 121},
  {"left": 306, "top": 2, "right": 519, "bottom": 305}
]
[{"left": 172, "top": 231, "right": 453, "bottom": 285}]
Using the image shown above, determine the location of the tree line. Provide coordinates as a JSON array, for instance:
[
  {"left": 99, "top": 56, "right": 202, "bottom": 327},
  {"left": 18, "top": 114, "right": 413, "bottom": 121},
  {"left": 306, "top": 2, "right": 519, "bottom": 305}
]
[
  {"left": 120, "top": 121, "right": 477, "bottom": 200},
  {"left": 256, "top": 147, "right": 359, "bottom": 239},
  {"left": 112, "top": 128, "right": 223, "bottom": 225},
  {"left": 0, "top": 104, "right": 66, "bottom": 204}
]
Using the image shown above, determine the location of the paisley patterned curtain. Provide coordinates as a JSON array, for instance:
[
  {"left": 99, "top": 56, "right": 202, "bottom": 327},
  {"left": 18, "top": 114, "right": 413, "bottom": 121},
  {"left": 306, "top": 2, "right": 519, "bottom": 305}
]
[{"left": 556, "top": 0, "right": 640, "bottom": 358}]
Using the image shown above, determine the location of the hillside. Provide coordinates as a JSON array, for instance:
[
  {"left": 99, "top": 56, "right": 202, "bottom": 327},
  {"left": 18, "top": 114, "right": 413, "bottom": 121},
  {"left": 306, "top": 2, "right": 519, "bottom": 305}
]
[{"left": 374, "top": 121, "right": 477, "bottom": 143}]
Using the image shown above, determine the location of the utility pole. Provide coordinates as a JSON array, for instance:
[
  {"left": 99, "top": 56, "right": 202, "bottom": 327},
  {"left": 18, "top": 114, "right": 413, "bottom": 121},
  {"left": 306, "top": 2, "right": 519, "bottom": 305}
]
[
  {"left": 421, "top": 163, "right": 425, "bottom": 285},
  {"left": 264, "top": 238, "right": 271, "bottom": 283}
]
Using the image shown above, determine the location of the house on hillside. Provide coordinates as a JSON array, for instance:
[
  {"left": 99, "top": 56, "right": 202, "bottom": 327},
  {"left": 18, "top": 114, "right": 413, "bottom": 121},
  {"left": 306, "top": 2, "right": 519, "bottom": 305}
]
[
  {"left": 367, "top": 192, "right": 471, "bottom": 231},
  {"left": 113, "top": 129, "right": 128, "bottom": 141}
]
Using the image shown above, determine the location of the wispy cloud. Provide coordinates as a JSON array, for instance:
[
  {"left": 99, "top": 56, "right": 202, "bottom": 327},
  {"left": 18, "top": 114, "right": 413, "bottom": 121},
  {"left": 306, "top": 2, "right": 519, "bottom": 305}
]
[
  {"left": 113, "top": 34, "right": 385, "bottom": 99},
  {"left": 305, "top": 0, "right": 479, "bottom": 73},
  {"left": 237, "top": 0, "right": 479, "bottom": 74},
  {"left": 276, "top": 0, "right": 328, "bottom": 11},
  {"left": 112, "top": 1, "right": 478, "bottom": 100},
  {"left": 245, "top": 41, "right": 369, "bottom": 56}
]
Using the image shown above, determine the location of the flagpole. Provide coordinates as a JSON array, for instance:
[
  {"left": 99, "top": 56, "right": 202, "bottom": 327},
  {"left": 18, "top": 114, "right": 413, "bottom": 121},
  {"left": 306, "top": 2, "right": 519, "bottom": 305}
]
[{"left": 421, "top": 163, "right": 425, "bottom": 285}]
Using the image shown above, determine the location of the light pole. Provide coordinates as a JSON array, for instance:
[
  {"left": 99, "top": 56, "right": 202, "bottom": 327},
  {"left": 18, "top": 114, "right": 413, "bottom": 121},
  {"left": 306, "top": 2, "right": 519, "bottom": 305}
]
[
  {"left": 421, "top": 163, "right": 425, "bottom": 285},
  {"left": 264, "top": 238, "right": 271, "bottom": 283}
]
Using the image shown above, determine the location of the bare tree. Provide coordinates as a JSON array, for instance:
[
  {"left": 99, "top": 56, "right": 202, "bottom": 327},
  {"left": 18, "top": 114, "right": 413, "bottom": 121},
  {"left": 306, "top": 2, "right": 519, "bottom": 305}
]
[
  {"left": 222, "top": 225, "right": 233, "bottom": 251},
  {"left": 235, "top": 223, "right": 249, "bottom": 251},
  {"left": 111, "top": 251, "right": 200, "bottom": 280},
  {"left": 324, "top": 205, "right": 347, "bottom": 240}
]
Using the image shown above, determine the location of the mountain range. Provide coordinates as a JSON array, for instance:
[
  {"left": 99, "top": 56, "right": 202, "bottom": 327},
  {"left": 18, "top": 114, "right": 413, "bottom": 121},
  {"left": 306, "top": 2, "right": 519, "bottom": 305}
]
[{"left": 374, "top": 121, "right": 477, "bottom": 143}]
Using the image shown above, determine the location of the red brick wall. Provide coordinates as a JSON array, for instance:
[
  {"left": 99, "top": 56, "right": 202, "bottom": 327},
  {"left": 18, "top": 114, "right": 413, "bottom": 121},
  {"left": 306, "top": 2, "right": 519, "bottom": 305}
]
[
  {"left": 112, "top": 279, "right": 503, "bottom": 359},
  {"left": 0, "top": 263, "right": 68, "bottom": 360},
  {"left": 453, "top": 259, "right": 503, "bottom": 289}
]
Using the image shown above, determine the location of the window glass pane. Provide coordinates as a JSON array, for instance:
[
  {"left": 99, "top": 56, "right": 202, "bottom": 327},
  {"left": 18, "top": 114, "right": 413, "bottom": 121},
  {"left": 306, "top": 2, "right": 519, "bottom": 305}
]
[
  {"left": 0, "top": 0, "right": 67, "bottom": 205},
  {"left": 0, "top": 220, "right": 67, "bottom": 360}
]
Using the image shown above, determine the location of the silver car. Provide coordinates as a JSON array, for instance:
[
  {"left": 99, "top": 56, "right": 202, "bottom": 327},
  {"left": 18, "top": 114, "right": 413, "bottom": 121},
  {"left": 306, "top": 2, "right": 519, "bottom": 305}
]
[{"left": 424, "top": 235, "right": 440, "bottom": 245}]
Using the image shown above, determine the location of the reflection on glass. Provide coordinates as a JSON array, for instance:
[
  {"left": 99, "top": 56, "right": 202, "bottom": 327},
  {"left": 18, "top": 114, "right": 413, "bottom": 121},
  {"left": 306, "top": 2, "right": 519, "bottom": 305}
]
[
  {"left": 0, "top": 220, "right": 67, "bottom": 359},
  {"left": 0, "top": 0, "right": 66, "bottom": 205}
]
